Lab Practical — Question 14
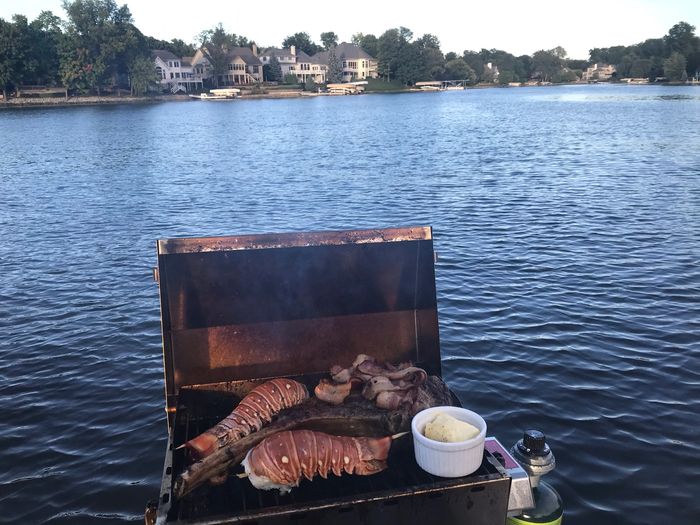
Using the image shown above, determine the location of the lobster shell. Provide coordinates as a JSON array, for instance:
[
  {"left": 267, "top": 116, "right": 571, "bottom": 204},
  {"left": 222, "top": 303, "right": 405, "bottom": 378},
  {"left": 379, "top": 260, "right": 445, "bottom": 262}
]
[
  {"left": 243, "top": 430, "right": 392, "bottom": 490},
  {"left": 185, "top": 379, "right": 308, "bottom": 458}
]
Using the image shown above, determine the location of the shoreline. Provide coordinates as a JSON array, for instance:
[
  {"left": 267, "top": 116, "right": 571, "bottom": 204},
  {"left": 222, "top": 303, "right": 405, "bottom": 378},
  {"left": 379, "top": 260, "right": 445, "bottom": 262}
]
[
  {"left": 2, "top": 81, "right": 697, "bottom": 109},
  {"left": 0, "top": 94, "right": 193, "bottom": 110}
]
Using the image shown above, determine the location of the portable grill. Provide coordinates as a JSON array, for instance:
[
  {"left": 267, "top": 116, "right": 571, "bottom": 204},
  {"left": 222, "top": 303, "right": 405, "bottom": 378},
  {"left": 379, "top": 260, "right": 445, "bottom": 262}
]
[{"left": 149, "top": 227, "right": 518, "bottom": 525}]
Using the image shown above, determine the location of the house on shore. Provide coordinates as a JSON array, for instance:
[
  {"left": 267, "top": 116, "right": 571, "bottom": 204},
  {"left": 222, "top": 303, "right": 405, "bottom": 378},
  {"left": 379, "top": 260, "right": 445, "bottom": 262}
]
[
  {"left": 190, "top": 45, "right": 263, "bottom": 86},
  {"left": 582, "top": 63, "right": 616, "bottom": 81},
  {"left": 153, "top": 42, "right": 377, "bottom": 89},
  {"left": 259, "top": 46, "right": 298, "bottom": 78},
  {"left": 311, "top": 43, "right": 378, "bottom": 82},
  {"left": 153, "top": 50, "right": 205, "bottom": 93},
  {"left": 153, "top": 46, "right": 262, "bottom": 91},
  {"left": 483, "top": 62, "right": 500, "bottom": 82},
  {"left": 260, "top": 42, "right": 377, "bottom": 83},
  {"left": 259, "top": 46, "right": 328, "bottom": 83}
]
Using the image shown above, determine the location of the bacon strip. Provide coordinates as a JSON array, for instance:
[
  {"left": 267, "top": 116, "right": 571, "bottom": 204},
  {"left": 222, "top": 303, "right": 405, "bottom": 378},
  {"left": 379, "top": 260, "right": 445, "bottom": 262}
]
[
  {"left": 242, "top": 430, "right": 392, "bottom": 492},
  {"left": 185, "top": 379, "right": 308, "bottom": 459}
]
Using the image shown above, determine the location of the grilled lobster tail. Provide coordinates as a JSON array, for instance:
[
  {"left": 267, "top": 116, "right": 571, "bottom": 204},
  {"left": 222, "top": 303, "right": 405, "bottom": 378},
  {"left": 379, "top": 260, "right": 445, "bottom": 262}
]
[
  {"left": 242, "top": 430, "right": 392, "bottom": 493},
  {"left": 185, "top": 379, "right": 309, "bottom": 458}
]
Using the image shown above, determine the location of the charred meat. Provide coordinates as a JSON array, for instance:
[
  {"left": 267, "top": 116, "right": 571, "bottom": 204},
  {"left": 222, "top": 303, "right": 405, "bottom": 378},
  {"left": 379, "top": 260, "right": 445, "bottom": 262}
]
[{"left": 317, "top": 354, "right": 428, "bottom": 411}]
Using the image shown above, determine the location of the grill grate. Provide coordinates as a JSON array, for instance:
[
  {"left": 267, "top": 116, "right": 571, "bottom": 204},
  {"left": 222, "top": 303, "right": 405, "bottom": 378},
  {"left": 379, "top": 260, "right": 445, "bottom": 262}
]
[{"left": 166, "top": 378, "right": 503, "bottom": 524}]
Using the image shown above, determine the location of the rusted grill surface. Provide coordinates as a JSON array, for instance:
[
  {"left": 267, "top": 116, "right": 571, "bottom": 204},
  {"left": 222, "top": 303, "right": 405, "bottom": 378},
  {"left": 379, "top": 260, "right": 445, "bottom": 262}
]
[
  {"left": 156, "top": 229, "right": 441, "bottom": 428},
  {"left": 167, "top": 378, "right": 504, "bottom": 524},
  {"left": 155, "top": 229, "right": 511, "bottom": 524}
]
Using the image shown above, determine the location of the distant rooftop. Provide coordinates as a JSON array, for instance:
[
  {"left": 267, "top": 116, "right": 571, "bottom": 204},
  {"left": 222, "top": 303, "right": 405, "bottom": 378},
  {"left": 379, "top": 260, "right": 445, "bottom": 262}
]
[
  {"left": 152, "top": 49, "right": 179, "bottom": 61},
  {"left": 312, "top": 42, "right": 375, "bottom": 64}
]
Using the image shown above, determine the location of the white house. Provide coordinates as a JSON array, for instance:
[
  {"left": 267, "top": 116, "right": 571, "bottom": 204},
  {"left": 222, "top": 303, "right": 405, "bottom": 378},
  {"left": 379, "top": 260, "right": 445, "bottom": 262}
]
[
  {"left": 152, "top": 49, "right": 205, "bottom": 92},
  {"left": 259, "top": 46, "right": 298, "bottom": 78},
  {"left": 259, "top": 43, "right": 376, "bottom": 83},
  {"left": 311, "top": 43, "right": 378, "bottom": 82},
  {"left": 259, "top": 46, "right": 327, "bottom": 83}
]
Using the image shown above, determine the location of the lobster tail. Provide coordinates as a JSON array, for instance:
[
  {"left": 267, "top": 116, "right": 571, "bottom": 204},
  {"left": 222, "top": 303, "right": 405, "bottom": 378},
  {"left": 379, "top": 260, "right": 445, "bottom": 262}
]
[
  {"left": 244, "top": 430, "right": 392, "bottom": 491},
  {"left": 184, "top": 379, "right": 308, "bottom": 459}
]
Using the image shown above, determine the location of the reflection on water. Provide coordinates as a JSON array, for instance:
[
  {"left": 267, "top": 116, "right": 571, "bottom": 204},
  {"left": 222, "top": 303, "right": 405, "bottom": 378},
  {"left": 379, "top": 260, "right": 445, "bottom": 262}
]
[{"left": 1, "top": 84, "right": 699, "bottom": 524}]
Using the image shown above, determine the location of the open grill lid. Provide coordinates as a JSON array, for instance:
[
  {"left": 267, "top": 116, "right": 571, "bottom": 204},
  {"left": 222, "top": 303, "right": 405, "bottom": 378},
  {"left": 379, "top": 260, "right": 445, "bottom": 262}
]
[{"left": 155, "top": 226, "right": 441, "bottom": 423}]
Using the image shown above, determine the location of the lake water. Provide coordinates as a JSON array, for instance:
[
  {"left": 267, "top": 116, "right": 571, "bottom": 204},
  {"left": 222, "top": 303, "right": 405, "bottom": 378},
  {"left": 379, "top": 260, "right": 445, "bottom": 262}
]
[{"left": 1, "top": 84, "right": 699, "bottom": 524}]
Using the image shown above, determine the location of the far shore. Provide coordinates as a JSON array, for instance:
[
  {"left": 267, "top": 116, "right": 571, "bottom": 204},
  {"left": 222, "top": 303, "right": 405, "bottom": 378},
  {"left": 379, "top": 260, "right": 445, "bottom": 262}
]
[{"left": 2, "top": 81, "right": 697, "bottom": 110}]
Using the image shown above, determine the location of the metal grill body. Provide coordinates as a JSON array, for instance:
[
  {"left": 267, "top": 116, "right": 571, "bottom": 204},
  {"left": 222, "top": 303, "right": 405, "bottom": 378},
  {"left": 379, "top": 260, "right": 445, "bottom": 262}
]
[{"left": 153, "top": 228, "right": 512, "bottom": 524}]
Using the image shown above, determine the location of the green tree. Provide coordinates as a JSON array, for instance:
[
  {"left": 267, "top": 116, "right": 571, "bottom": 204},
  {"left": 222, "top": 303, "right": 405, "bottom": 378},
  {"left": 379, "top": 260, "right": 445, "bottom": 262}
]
[
  {"left": 169, "top": 39, "right": 196, "bottom": 57},
  {"left": 498, "top": 70, "right": 516, "bottom": 84},
  {"left": 549, "top": 46, "right": 567, "bottom": 59},
  {"left": 566, "top": 58, "right": 588, "bottom": 70},
  {"left": 128, "top": 54, "right": 157, "bottom": 95},
  {"left": 27, "top": 11, "right": 63, "bottom": 86},
  {"left": 395, "top": 41, "right": 423, "bottom": 84},
  {"left": 0, "top": 17, "right": 29, "bottom": 98},
  {"left": 664, "top": 22, "right": 699, "bottom": 58},
  {"left": 444, "top": 58, "right": 475, "bottom": 82},
  {"left": 517, "top": 54, "right": 533, "bottom": 80},
  {"left": 483, "top": 49, "right": 528, "bottom": 81},
  {"left": 264, "top": 54, "right": 282, "bottom": 82},
  {"left": 326, "top": 45, "right": 343, "bottom": 83},
  {"left": 59, "top": 46, "right": 97, "bottom": 93},
  {"left": 282, "top": 71, "right": 298, "bottom": 85},
  {"left": 551, "top": 68, "right": 578, "bottom": 83},
  {"left": 589, "top": 45, "right": 628, "bottom": 65},
  {"left": 354, "top": 33, "right": 378, "bottom": 58},
  {"left": 664, "top": 51, "right": 687, "bottom": 80},
  {"left": 415, "top": 33, "right": 445, "bottom": 80},
  {"left": 304, "top": 75, "right": 316, "bottom": 91},
  {"left": 282, "top": 32, "right": 319, "bottom": 55},
  {"left": 462, "top": 51, "right": 484, "bottom": 82},
  {"left": 145, "top": 36, "right": 196, "bottom": 57},
  {"left": 532, "top": 49, "right": 562, "bottom": 81},
  {"left": 376, "top": 28, "right": 404, "bottom": 81},
  {"left": 628, "top": 58, "right": 652, "bottom": 78},
  {"left": 687, "top": 51, "right": 700, "bottom": 79},
  {"left": 61, "top": 0, "right": 142, "bottom": 94},
  {"left": 636, "top": 38, "right": 665, "bottom": 59},
  {"left": 199, "top": 23, "right": 237, "bottom": 87},
  {"left": 320, "top": 31, "right": 338, "bottom": 50}
]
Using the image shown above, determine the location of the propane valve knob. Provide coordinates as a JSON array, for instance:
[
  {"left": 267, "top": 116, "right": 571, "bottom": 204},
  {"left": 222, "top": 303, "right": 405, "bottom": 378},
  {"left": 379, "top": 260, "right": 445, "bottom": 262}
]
[
  {"left": 511, "top": 429, "right": 556, "bottom": 482},
  {"left": 522, "top": 430, "right": 547, "bottom": 455}
]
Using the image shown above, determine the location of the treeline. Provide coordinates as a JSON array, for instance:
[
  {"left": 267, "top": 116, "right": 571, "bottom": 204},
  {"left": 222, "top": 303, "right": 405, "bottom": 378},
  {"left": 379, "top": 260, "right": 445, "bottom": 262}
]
[
  {"left": 1, "top": 0, "right": 699, "bottom": 100},
  {"left": 0, "top": 0, "right": 158, "bottom": 98},
  {"left": 588, "top": 21, "right": 700, "bottom": 81},
  {"left": 349, "top": 23, "right": 699, "bottom": 84}
]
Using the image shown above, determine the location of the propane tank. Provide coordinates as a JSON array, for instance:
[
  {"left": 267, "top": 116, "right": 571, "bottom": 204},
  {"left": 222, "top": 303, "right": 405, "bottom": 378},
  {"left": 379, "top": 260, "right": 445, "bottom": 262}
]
[{"left": 507, "top": 430, "right": 563, "bottom": 525}]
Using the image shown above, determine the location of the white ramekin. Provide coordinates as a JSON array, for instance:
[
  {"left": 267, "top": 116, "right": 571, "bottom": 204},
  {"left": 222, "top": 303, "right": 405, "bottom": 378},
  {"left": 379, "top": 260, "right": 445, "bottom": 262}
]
[{"left": 411, "top": 406, "right": 487, "bottom": 477}]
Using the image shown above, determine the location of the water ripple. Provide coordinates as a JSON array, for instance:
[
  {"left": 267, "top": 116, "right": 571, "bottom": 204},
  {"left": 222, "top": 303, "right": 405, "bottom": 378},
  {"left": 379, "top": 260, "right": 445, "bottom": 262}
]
[{"left": 1, "top": 84, "right": 699, "bottom": 524}]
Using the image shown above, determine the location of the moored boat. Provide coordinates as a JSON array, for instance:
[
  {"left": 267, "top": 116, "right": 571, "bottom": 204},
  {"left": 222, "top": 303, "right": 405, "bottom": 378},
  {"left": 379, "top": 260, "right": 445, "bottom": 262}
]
[{"left": 189, "top": 88, "right": 241, "bottom": 100}]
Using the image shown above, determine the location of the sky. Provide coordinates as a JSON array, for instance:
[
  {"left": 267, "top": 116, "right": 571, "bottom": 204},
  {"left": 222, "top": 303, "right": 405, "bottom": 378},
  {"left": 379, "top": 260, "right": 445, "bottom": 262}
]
[{"left": 2, "top": 0, "right": 699, "bottom": 59}]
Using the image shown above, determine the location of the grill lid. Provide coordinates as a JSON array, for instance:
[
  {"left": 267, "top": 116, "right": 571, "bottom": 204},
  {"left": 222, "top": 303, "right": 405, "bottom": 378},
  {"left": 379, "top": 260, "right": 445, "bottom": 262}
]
[{"left": 156, "top": 226, "right": 441, "bottom": 420}]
